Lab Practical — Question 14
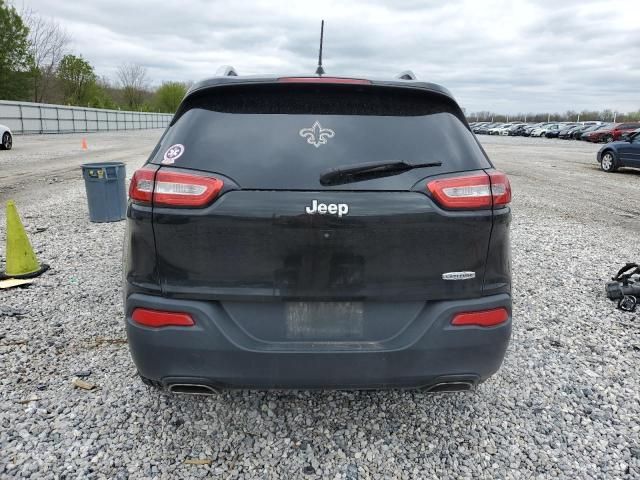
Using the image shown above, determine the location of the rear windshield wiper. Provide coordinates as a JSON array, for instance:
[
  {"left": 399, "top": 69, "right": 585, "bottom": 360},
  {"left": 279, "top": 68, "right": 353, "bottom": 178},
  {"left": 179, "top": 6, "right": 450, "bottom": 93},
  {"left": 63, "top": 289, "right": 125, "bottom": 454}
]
[{"left": 319, "top": 160, "right": 442, "bottom": 186}]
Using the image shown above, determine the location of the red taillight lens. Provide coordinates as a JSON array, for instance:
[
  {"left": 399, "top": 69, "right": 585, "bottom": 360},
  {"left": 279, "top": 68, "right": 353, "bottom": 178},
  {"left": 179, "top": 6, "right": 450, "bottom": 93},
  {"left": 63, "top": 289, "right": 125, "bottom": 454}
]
[
  {"left": 129, "top": 166, "right": 156, "bottom": 204},
  {"left": 278, "top": 77, "right": 371, "bottom": 85},
  {"left": 129, "top": 167, "right": 224, "bottom": 208},
  {"left": 487, "top": 171, "right": 511, "bottom": 207},
  {"left": 451, "top": 308, "right": 509, "bottom": 327},
  {"left": 427, "top": 171, "right": 511, "bottom": 210},
  {"left": 132, "top": 308, "right": 195, "bottom": 328}
]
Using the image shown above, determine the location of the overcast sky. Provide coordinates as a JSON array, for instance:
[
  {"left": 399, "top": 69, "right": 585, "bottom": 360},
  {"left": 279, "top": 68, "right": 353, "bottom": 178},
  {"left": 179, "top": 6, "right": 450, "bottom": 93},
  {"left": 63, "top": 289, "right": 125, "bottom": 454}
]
[{"left": 19, "top": 0, "right": 640, "bottom": 114}]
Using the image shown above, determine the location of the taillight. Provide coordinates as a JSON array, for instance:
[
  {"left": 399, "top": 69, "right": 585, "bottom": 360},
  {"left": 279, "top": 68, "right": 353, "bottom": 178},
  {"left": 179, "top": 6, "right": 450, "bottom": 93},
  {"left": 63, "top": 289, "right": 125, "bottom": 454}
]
[
  {"left": 131, "top": 308, "right": 195, "bottom": 328},
  {"left": 278, "top": 77, "right": 371, "bottom": 85},
  {"left": 487, "top": 171, "right": 511, "bottom": 207},
  {"left": 129, "top": 166, "right": 155, "bottom": 204},
  {"left": 451, "top": 308, "right": 509, "bottom": 327},
  {"left": 427, "top": 171, "right": 511, "bottom": 210},
  {"left": 129, "top": 167, "right": 224, "bottom": 208},
  {"left": 153, "top": 171, "right": 223, "bottom": 207}
]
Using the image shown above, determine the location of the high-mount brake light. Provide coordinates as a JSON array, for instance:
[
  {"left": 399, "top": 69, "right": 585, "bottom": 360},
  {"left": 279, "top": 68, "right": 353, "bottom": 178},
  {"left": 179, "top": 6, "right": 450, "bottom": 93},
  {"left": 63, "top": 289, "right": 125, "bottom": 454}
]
[
  {"left": 278, "top": 77, "right": 371, "bottom": 85},
  {"left": 427, "top": 171, "right": 511, "bottom": 210},
  {"left": 129, "top": 167, "right": 224, "bottom": 207}
]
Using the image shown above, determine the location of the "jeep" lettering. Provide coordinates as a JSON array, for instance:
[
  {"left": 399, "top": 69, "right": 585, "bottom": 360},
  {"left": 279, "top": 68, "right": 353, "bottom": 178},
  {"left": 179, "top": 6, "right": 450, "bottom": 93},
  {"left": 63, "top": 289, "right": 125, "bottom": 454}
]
[{"left": 305, "top": 200, "right": 349, "bottom": 217}]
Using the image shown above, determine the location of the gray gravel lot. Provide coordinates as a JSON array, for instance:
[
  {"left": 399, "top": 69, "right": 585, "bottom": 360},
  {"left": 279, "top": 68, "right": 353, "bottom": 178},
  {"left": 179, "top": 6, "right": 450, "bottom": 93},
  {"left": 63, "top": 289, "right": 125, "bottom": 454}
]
[{"left": 1, "top": 132, "right": 639, "bottom": 479}]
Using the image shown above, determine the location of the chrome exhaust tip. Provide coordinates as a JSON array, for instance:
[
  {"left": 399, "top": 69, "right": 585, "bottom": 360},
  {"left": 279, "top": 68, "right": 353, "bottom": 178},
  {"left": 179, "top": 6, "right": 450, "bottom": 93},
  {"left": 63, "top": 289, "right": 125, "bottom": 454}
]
[{"left": 168, "top": 383, "right": 219, "bottom": 395}]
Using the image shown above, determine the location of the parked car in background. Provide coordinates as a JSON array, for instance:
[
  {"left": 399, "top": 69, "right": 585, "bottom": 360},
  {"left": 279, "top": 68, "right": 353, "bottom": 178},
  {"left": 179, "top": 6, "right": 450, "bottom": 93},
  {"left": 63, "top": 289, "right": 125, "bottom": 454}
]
[
  {"left": 522, "top": 122, "right": 546, "bottom": 137},
  {"left": 503, "top": 123, "right": 526, "bottom": 136},
  {"left": 487, "top": 124, "right": 506, "bottom": 135},
  {"left": 0, "top": 124, "right": 13, "bottom": 150},
  {"left": 547, "top": 123, "right": 577, "bottom": 138},
  {"left": 597, "top": 131, "right": 640, "bottom": 172},
  {"left": 558, "top": 125, "right": 583, "bottom": 139},
  {"left": 489, "top": 124, "right": 513, "bottom": 135},
  {"left": 474, "top": 122, "right": 501, "bottom": 134},
  {"left": 620, "top": 127, "right": 640, "bottom": 141},
  {"left": 571, "top": 123, "right": 602, "bottom": 140},
  {"left": 584, "top": 122, "right": 640, "bottom": 143},
  {"left": 531, "top": 123, "right": 562, "bottom": 137},
  {"left": 509, "top": 124, "right": 529, "bottom": 136}
]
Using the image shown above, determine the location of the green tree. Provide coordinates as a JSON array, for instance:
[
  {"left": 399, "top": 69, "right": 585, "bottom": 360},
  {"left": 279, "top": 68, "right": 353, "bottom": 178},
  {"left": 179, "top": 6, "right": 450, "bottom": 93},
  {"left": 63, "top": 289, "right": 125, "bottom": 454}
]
[
  {"left": 57, "top": 54, "right": 96, "bottom": 105},
  {"left": 86, "top": 81, "right": 117, "bottom": 109},
  {"left": 0, "top": 0, "right": 32, "bottom": 100},
  {"left": 154, "top": 81, "right": 187, "bottom": 113}
]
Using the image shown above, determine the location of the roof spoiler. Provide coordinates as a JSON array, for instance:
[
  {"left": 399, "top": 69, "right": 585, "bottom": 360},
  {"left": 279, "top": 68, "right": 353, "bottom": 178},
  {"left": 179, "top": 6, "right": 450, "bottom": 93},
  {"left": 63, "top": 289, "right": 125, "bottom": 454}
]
[
  {"left": 395, "top": 70, "right": 417, "bottom": 80},
  {"left": 216, "top": 65, "right": 239, "bottom": 77}
]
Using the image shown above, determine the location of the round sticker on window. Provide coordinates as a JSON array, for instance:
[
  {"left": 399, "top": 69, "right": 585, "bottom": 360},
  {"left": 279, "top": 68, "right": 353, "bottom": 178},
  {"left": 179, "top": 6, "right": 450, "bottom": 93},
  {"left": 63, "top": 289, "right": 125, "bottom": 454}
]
[{"left": 162, "top": 144, "right": 184, "bottom": 164}]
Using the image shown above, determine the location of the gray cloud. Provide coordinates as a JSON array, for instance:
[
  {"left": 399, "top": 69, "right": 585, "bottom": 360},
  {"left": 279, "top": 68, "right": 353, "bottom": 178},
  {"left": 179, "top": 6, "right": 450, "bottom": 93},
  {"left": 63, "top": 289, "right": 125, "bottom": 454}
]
[{"left": 23, "top": 0, "right": 640, "bottom": 113}]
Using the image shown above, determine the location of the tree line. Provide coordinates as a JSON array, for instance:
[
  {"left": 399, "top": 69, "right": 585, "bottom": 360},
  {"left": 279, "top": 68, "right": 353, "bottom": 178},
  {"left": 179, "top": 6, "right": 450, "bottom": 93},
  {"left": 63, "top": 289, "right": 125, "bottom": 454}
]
[
  {"left": 0, "top": 0, "right": 187, "bottom": 113},
  {"left": 467, "top": 110, "right": 640, "bottom": 123}
]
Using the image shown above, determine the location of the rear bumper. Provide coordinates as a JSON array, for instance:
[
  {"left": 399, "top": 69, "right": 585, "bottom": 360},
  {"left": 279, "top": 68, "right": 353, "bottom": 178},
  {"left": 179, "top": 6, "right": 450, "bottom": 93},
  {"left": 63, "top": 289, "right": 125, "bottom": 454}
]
[{"left": 125, "top": 293, "right": 512, "bottom": 390}]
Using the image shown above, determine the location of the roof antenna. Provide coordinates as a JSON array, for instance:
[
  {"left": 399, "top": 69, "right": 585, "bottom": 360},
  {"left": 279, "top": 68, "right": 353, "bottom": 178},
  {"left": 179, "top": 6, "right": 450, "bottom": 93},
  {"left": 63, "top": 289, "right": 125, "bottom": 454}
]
[{"left": 315, "top": 20, "right": 325, "bottom": 75}]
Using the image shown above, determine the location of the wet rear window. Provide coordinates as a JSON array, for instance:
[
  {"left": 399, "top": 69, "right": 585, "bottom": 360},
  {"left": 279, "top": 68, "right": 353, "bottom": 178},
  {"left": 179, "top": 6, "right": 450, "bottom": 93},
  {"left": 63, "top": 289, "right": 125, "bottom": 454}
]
[{"left": 152, "top": 84, "right": 491, "bottom": 190}]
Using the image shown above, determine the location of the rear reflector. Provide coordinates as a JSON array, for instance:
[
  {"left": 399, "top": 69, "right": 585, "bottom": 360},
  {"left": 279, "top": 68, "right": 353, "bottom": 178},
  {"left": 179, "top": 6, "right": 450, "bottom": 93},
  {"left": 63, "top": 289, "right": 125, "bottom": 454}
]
[
  {"left": 278, "top": 77, "right": 372, "bottom": 85},
  {"left": 451, "top": 308, "right": 509, "bottom": 327},
  {"left": 129, "top": 167, "right": 224, "bottom": 207},
  {"left": 132, "top": 308, "right": 195, "bottom": 328},
  {"left": 427, "top": 171, "right": 511, "bottom": 210}
]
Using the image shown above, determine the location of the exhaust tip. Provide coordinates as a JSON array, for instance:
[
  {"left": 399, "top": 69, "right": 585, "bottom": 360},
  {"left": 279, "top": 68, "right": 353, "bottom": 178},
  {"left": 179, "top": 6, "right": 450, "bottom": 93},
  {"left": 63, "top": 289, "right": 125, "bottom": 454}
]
[
  {"left": 424, "top": 381, "right": 475, "bottom": 393},
  {"left": 168, "top": 383, "right": 219, "bottom": 395}
]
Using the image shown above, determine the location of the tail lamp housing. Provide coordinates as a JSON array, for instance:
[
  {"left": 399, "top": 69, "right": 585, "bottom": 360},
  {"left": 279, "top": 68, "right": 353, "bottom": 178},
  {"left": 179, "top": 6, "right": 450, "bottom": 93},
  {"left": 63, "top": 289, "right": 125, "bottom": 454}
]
[
  {"left": 129, "top": 166, "right": 224, "bottom": 207},
  {"left": 427, "top": 171, "right": 511, "bottom": 210}
]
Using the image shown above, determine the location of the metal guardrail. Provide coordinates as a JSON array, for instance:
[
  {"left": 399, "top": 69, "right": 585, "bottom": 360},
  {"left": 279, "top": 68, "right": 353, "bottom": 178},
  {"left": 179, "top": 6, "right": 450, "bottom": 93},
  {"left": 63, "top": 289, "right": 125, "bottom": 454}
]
[{"left": 0, "top": 100, "right": 173, "bottom": 134}]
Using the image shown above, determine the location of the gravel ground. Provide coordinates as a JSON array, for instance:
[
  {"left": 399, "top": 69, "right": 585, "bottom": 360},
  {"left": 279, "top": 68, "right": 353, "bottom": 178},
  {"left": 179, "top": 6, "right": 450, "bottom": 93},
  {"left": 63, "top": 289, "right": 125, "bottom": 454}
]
[
  {"left": 0, "top": 130, "right": 162, "bottom": 205},
  {"left": 1, "top": 133, "right": 639, "bottom": 479}
]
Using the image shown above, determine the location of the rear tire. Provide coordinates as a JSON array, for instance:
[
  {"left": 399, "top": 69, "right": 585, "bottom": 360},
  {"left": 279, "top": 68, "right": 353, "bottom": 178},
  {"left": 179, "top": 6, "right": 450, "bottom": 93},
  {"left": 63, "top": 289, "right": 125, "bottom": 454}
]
[
  {"left": 600, "top": 151, "right": 618, "bottom": 172},
  {"left": 0, "top": 132, "right": 11, "bottom": 150},
  {"left": 604, "top": 134, "right": 613, "bottom": 143}
]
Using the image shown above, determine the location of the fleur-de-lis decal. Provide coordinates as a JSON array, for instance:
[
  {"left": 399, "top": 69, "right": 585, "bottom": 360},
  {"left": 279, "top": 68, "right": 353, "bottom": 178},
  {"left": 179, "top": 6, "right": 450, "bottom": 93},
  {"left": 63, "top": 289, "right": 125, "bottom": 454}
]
[{"left": 299, "top": 121, "right": 335, "bottom": 148}]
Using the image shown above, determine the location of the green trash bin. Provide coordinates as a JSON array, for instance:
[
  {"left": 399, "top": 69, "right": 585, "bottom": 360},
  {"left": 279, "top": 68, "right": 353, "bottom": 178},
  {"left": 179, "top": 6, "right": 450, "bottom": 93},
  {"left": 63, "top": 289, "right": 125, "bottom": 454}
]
[{"left": 81, "top": 162, "right": 127, "bottom": 222}]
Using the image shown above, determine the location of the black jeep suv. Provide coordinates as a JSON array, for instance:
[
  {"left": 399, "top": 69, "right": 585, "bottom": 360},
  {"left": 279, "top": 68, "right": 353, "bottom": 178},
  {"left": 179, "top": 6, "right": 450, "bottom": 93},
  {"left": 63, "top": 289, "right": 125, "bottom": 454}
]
[{"left": 124, "top": 70, "right": 512, "bottom": 394}]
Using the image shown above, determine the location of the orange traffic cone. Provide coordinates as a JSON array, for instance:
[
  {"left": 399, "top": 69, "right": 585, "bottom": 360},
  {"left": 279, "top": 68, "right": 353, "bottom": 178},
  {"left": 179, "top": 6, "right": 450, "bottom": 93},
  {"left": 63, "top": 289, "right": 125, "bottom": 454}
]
[
  {"left": 81, "top": 138, "right": 88, "bottom": 150},
  {"left": 0, "top": 201, "right": 49, "bottom": 279}
]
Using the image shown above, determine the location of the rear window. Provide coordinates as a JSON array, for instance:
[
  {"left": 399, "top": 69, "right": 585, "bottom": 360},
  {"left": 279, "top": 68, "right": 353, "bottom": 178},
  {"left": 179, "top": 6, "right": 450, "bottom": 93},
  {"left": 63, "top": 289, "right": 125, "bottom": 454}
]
[{"left": 152, "top": 84, "right": 491, "bottom": 190}]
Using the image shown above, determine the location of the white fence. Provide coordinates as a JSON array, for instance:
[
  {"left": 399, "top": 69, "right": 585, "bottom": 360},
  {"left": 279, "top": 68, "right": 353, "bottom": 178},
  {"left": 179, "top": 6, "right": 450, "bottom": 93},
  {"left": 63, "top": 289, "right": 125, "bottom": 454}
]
[{"left": 0, "top": 100, "right": 173, "bottom": 134}]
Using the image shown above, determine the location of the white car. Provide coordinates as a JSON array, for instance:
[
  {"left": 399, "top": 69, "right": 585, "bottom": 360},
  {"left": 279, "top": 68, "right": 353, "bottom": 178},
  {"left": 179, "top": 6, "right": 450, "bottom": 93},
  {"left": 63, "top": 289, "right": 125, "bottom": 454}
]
[
  {"left": 530, "top": 124, "right": 560, "bottom": 137},
  {"left": 0, "top": 124, "right": 13, "bottom": 150},
  {"left": 488, "top": 124, "right": 508, "bottom": 135},
  {"left": 496, "top": 125, "right": 515, "bottom": 136}
]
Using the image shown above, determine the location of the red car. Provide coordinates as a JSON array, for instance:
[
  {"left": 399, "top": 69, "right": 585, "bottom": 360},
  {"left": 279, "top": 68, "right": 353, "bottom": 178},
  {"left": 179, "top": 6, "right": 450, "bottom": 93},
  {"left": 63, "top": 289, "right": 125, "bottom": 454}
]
[{"left": 584, "top": 122, "right": 640, "bottom": 143}]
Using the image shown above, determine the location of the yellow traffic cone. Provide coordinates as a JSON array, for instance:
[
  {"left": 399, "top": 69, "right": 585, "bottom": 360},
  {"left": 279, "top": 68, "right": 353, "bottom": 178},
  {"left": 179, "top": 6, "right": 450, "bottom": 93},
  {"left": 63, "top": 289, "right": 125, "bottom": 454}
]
[{"left": 0, "top": 201, "right": 49, "bottom": 279}]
